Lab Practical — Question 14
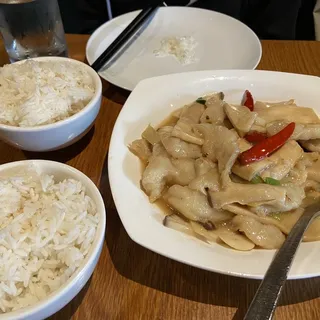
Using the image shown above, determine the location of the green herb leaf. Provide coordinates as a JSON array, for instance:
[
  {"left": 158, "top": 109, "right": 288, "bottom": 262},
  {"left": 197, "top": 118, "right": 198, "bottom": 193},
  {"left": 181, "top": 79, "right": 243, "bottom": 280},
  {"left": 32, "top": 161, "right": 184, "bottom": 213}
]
[
  {"left": 196, "top": 97, "right": 206, "bottom": 105},
  {"left": 250, "top": 175, "right": 264, "bottom": 184},
  {"left": 264, "top": 177, "right": 281, "bottom": 186},
  {"left": 250, "top": 175, "right": 281, "bottom": 186}
]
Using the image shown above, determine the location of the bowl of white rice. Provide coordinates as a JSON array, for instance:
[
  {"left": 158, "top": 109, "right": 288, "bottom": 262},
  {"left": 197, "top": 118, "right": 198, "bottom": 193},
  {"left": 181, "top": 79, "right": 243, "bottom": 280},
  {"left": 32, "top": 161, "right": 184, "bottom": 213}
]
[
  {"left": 0, "top": 160, "right": 106, "bottom": 320},
  {"left": 0, "top": 57, "right": 102, "bottom": 152}
]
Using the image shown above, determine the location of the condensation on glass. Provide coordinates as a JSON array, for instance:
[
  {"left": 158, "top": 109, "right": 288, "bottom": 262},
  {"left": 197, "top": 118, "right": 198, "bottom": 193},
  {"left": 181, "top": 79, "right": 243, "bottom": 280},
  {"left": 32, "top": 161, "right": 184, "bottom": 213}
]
[{"left": 0, "top": 0, "right": 68, "bottom": 62}]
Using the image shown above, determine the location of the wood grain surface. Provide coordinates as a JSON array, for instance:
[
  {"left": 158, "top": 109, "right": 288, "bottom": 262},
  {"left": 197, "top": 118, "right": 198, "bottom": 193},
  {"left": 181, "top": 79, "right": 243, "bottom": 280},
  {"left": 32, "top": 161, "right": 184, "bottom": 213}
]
[{"left": 1, "top": 35, "right": 320, "bottom": 320}]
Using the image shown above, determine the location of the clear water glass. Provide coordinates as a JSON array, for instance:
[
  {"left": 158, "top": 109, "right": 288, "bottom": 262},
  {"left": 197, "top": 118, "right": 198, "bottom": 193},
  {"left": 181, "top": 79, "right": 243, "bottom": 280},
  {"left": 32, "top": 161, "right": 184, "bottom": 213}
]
[{"left": 0, "top": 0, "right": 68, "bottom": 62}]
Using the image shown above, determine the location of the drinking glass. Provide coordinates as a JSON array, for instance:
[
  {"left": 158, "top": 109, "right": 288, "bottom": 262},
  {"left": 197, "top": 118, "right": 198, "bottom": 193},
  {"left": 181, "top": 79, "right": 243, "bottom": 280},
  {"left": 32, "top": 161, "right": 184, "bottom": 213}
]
[{"left": 0, "top": 0, "right": 68, "bottom": 62}]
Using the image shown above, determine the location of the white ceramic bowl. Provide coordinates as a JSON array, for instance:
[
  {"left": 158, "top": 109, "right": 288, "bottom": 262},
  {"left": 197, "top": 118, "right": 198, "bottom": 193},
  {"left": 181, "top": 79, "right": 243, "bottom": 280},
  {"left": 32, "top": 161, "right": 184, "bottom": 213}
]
[
  {"left": 0, "top": 160, "right": 106, "bottom": 320},
  {"left": 0, "top": 57, "right": 102, "bottom": 152}
]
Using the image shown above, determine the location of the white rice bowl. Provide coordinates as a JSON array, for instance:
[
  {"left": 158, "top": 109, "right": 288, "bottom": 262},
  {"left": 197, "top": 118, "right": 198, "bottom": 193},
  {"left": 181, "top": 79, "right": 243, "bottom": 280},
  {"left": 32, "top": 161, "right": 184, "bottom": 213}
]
[
  {"left": 0, "top": 160, "right": 106, "bottom": 320},
  {"left": 0, "top": 57, "right": 102, "bottom": 152},
  {"left": 0, "top": 59, "right": 95, "bottom": 127}
]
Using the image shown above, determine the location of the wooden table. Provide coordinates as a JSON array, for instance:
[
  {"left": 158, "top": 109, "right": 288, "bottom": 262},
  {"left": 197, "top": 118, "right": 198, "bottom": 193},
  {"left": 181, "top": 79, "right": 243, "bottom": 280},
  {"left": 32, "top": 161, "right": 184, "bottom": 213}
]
[{"left": 1, "top": 35, "right": 320, "bottom": 320}]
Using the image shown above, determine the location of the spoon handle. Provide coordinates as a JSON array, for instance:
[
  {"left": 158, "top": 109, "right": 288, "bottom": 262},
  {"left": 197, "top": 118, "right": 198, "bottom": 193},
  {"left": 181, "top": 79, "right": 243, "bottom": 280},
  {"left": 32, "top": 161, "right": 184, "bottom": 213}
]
[{"left": 244, "top": 206, "right": 320, "bottom": 320}]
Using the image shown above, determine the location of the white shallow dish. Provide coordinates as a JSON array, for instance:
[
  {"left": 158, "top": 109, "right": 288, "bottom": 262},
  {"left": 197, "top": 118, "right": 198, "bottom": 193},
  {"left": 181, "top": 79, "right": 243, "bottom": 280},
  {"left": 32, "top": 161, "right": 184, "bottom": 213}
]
[
  {"left": 86, "top": 7, "right": 262, "bottom": 91},
  {"left": 0, "top": 160, "right": 106, "bottom": 320},
  {"left": 109, "top": 70, "right": 320, "bottom": 280},
  {"left": 0, "top": 57, "right": 102, "bottom": 152}
]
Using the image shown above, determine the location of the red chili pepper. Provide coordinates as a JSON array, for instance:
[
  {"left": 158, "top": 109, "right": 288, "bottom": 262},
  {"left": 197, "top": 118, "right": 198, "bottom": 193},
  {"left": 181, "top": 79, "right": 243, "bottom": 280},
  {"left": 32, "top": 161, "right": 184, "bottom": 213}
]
[
  {"left": 244, "top": 131, "right": 267, "bottom": 144},
  {"left": 242, "top": 90, "right": 254, "bottom": 111},
  {"left": 239, "top": 122, "right": 296, "bottom": 165}
]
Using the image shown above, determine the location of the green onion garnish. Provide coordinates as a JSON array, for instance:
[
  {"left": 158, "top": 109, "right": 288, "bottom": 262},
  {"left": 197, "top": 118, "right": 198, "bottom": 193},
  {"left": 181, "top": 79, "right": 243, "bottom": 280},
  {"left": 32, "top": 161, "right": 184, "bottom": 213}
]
[
  {"left": 264, "top": 177, "right": 281, "bottom": 186},
  {"left": 250, "top": 175, "right": 281, "bottom": 186},
  {"left": 250, "top": 175, "right": 264, "bottom": 184}
]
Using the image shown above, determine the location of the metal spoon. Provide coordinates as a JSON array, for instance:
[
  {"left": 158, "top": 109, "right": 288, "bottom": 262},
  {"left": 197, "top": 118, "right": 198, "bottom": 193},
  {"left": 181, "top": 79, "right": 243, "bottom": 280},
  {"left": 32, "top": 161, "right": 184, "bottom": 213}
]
[{"left": 244, "top": 203, "right": 320, "bottom": 320}]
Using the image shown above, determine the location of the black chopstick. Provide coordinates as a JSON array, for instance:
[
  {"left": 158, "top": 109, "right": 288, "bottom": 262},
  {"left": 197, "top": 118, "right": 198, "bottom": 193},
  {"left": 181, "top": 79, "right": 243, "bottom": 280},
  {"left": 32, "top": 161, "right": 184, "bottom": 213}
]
[{"left": 91, "top": 2, "right": 162, "bottom": 72}]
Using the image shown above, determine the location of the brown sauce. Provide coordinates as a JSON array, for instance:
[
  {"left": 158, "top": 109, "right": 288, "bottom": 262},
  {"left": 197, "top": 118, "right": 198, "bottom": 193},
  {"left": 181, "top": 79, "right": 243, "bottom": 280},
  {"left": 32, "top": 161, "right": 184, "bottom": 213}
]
[{"left": 155, "top": 198, "right": 177, "bottom": 217}]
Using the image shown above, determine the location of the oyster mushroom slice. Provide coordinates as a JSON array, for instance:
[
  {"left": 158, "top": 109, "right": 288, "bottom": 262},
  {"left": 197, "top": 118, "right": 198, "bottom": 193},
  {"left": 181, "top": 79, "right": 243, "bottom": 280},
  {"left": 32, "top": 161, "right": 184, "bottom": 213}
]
[
  {"left": 163, "top": 214, "right": 193, "bottom": 236},
  {"left": 218, "top": 229, "right": 255, "bottom": 251}
]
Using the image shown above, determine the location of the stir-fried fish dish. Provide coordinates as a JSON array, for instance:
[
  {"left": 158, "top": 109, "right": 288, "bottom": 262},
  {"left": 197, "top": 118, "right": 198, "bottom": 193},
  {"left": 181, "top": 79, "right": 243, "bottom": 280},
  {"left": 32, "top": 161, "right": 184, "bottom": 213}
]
[{"left": 129, "top": 90, "right": 320, "bottom": 251}]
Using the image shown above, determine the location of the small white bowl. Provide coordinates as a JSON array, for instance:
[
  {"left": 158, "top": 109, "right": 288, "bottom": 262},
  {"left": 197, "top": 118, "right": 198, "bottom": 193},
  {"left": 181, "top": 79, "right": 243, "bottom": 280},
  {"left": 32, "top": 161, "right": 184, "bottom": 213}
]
[
  {"left": 0, "top": 57, "right": 102, "bottom": 152},
  {"left": 0, "top": 160, "right": 106, "bottom": 320}
]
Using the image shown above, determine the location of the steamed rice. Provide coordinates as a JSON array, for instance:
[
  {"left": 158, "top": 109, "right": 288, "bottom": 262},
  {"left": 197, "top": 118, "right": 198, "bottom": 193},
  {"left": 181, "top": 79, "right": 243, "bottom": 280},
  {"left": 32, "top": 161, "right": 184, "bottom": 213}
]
[
  {"left": 0, "top": 164, "right": 99, "bottom": 313},
  {"left": 0, "top": 60, "right": 95, "bottom": 127}
]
